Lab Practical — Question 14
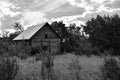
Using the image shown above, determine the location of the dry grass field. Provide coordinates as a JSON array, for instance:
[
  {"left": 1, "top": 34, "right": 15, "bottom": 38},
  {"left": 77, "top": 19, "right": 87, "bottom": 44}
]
[{"left": 15, "top": 53, "right": 104, "bottom": 80}]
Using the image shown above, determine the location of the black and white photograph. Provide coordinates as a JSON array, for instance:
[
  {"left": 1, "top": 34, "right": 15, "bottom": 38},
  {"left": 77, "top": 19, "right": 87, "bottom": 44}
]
[{"left": 0, "top": 0, "right": 120, "bottom": 80}]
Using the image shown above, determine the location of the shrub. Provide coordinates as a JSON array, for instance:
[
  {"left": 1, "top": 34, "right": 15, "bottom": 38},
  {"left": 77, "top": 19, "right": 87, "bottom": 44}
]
[
  {"left": 31, "top": 45, "right": 42, "bottom": 56},
  {"left": 0, "top": 40, "right": 10, "bottom": 55},
  {"left": 75, "top": 42, "right": 100, "bottom": 56},
  {"left": 102, "top": 49, "right": 114, "bottom": 56},
  {"left": 8, "top": 42, "right": 31, "bottom": 59},
  {"left": 101, "top": 57, "right": 120, "bottom": 80},
  {"left": 0, "top": 56, "right": 19, "bottom": 80}
]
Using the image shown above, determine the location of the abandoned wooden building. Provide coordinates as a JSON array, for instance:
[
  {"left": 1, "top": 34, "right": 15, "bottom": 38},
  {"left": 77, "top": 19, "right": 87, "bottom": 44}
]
[{"left": 13, "top": 22, "right": 61, "bottom": 53}]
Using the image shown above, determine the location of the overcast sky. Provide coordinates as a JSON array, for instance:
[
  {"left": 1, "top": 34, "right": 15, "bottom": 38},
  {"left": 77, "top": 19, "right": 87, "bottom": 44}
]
[{"left": 0, "top": 0, "right": 120, "bottom": 32}]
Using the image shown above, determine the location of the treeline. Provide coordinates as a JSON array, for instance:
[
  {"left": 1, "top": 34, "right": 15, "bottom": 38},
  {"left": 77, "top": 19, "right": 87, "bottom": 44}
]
[
  {"left": 49, "top": 14, "right": 120, "bottom": 56},
  {"left": 55, "top": 14, "right": 120, "bottom": 56},
  {"left": 84, "top": 14, "right": 120, "bottom": 55}
]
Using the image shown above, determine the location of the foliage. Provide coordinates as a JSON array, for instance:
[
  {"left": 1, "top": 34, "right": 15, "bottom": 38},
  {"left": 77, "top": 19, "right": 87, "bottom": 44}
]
[
  {"left": 8, "top": 42, "right": 31, "bottom": 59},
  {"left": 1, "top": 29, "right": 10, "bottom": 38},
  {"left": 0, "top": 56, "right": 19, "bottom": 80},
  {"left": 51, "top": 21, "right": 68, "bottom": 39},
  {"left": 101, "top": 57, "right": 120, "bottom": 80},
  {"left": 0, "top": 38, "right": 31, "bottom": 59},
  {"left": 51, "top": 21, "right": 84, "bottom": 53},
  {"left": 75, "top": 40, "right": 100, "bottom": 56},
  {"left": 83, "top": 14, "right": 120, "bottom": 55},
  {"left": 9, "top": 32, "right": 20, "bottom": 40},
  {"left": 30, "top": 45, "right": 42, "bottom": 56},
  {"left": 51, "top": 21, "right": 71, "bottom": 52},
  {"left": 14, "top": 22, "right": 24, "bottom": 33},
  {"left": 0, "top": 39, "right": 10, "bottom": 55}
]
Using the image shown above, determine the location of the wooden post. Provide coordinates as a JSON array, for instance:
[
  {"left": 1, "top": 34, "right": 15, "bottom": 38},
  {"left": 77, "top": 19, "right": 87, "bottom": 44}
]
[
  {"left": 48, "top": 40, "right": 51, "bottom": 53},
  {"left": 41, "top": 39, "right": 43, "bottom": 48}
]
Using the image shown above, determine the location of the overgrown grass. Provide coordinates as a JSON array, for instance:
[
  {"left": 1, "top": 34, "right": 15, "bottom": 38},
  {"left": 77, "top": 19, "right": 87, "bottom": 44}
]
[
  {"left": 0, "top": 56, "right": 19, "bottom": 80},
  {"left": 15, "top": 53, "right": 104, "bottom": 80},
  {"left": 101, "top": 56, "right": 120, "bottom": 80},
  {"left": 8, "top": 43, "right": 31, "bottom": 59}
]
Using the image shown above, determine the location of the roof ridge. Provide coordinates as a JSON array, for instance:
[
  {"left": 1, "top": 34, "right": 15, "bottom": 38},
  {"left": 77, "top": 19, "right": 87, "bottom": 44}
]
[{"left": 13, "top": 22, "right": 60, "bottom": 41}]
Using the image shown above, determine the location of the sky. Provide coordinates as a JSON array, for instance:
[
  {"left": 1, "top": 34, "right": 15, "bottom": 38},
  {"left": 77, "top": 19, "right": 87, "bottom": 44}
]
[{"left": 0, "top": 0, "right": 120, "bottom": 33}]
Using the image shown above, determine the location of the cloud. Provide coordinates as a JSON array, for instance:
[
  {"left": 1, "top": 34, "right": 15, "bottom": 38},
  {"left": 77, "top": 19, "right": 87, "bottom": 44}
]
[
  {"left": 53, "top": 0, "right": 119, "bottom": 25},
  {"left": 91, "top": 0, "right": 107, "bottom": 4},
  {"left": 20, "top": 11, "right": 48, "bottom": 29},
  {"left": 0, "top": 0, "right": 21, "bottom": 29},
  {"left": 50, "top": 0, "right": 120, "bottom": 27},
  {"left": 0, "top": 29, "right": 16, "bottom": 37},
  {"left": 51, "top": 15, "right": 85, "bottom": 26},
  {"left": 41, "top": 0, "right": 67, "bottom": 12},
  {"left": 1, "top": 15, "right": 21, "bottom": 29},
  {"left": 4, "top": 29, "right": 16, "bottom": 33},
  {"left": 96, "top": 5, "right": 120, "bottom": 13},
  {"left": 0, "top": 1, "right": 21, "bottom": 18},
  {"left": 11, "top": 0, "right": 68, "bottom": 29},
  {"left": 17, "top": 0, "right": 67, "bottom": 13},
  {"left": 65, "top": 0, "right": 118, "bottom": 17},
  {"left": 0, "top": 0, "right": 120, "bottom": 32}
]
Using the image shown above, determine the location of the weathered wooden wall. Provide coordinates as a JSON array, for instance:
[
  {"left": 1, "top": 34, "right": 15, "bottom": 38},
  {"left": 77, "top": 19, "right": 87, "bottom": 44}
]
[{"left": 31, "top": 24, "right": 60, "bottom": 53}]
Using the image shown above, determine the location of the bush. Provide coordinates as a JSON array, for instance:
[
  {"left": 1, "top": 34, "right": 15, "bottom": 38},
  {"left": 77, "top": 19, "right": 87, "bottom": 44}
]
[
  {"left": 101, "top": 57, "right": 120, "bottom": 80},
  {"left": 0, "top": 38, "right": 32, "bottom": 58},
  {"left": 0, "top": 40, "right": 10, "bottom": 55},
  {"left": 0, "top": 56, "right": 19, "bottom": 80},
  {"left": 31, "top": 45, "right": 41, "bottom": 56},
  {"left": 102, "top": 49, "right": 114, "bottom": 56},
  {"left": 8, "top": 42, "right": 31, "bottom": 59},
  {"left": 75, "top": 41, "right": 100, "bottom": 56}
]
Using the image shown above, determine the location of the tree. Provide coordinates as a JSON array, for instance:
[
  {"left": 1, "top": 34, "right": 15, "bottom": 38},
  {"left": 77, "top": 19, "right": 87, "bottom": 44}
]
[
  {"left": 1, "top": 29, "right": 10, "bottom": 38},
  {"left": 69, "top": 23, "right": 76, "bottom": 33},
  {"left": 51, "top": 21, "right": 68, "bottom": 39},
  {"left": 9, "top": 22, "right": 24, "bottom": 40},
  {"left": 51, "top": 21, "right": 85, "bottom": 53},
  {"left": 9, "top": 32, "right": 20, "bottom": 40},
  {"left": 51, "top": 21, "right": 70, "bottom": 52},
  {"left": 14, "top": 22, "right": 24, "bottom": 33},
  {"left": 83, "top": 14, "right": 120, "bottom": 55},
  {"left": 76, "top": 26, "right": 81, "bottom": 35}
]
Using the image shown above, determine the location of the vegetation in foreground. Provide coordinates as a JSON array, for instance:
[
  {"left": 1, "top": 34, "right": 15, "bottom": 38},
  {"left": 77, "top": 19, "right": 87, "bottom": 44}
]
[
  {"left": 1, "top": 53, "right": 120, "bottom": 80},
  {"left": 0, "top": 56, "right": 19, "bottom": 80}
]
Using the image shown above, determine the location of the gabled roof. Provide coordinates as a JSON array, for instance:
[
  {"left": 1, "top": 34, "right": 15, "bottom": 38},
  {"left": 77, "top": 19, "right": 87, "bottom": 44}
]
[{"left": 13, "top": 22, "right": 60, "bottom": 40}]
